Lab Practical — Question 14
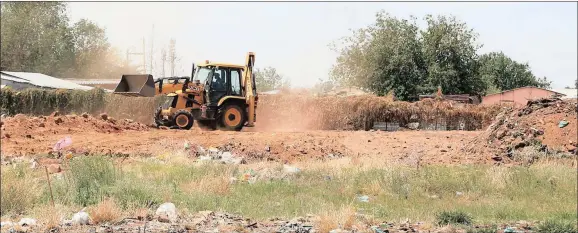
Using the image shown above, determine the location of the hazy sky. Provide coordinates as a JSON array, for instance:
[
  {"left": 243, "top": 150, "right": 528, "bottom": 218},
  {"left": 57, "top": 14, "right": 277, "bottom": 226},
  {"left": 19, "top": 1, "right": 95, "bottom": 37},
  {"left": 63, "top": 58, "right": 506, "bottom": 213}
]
[{"left": 68, "top": 2, "right": 577, "bottom": 88}]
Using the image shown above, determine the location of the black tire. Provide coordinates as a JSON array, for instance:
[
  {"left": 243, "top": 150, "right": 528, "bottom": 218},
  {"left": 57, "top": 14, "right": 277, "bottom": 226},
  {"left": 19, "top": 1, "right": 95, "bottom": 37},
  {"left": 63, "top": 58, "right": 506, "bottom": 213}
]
[
  {"left": 197, "top": 120, "right": 217, "bottom": 131},
  {"left": 172, "top": 110, "right": 194, "bottom": 130},
  {"left": 218, "top": 104, "right": 246, "bottom": 131}
]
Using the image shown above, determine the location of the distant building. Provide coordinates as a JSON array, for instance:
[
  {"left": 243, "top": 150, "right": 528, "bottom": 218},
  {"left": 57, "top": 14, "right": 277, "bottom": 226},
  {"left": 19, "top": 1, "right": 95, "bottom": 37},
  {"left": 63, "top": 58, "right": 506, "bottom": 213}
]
[
  {"left": 482, "top": 86, "right": 565, "bottom": 107},
  {"left": 0, "top": 71, "right": 93, "bottom": 91}
]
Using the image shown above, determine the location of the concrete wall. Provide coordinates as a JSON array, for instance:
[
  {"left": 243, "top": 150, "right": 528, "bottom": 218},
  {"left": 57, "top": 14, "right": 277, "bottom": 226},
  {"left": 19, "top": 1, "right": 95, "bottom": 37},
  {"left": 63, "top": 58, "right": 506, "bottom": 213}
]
[{"left": 482, "top": 87, "right": 559, "bottom": 107}]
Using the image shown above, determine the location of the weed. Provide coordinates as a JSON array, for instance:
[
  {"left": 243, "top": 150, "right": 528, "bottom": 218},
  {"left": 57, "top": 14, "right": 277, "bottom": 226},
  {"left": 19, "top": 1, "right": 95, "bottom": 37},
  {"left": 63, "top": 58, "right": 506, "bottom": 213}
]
[
  {"left": 0, "top": 164, "right": 40, "bottom": 215},
  {"left": 69, "top": 156, "right": 117, "bottom": 206},
  {"left": 89, "top": 198, "right": 122, "bottom": 224},
  {"left": 535, "top": 219, "right": 578, "bottom": 233},
  {"left": 436, "top": 211, "right": 473, "bottom": 226}
]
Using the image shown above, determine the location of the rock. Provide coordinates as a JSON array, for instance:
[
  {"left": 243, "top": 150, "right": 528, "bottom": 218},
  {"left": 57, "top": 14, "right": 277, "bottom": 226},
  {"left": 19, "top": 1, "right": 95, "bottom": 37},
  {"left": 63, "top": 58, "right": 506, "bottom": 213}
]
[
  {"left": 46, "top": 164, "right": 61, "bottom": 174},
  {"left": 3, "top": 133, "right": 9, "bottom": 138},
  {"left": 54, "top": 117, "right": 64, "bottom": 124},
  {"left": 51, "top": 111, "right": 61, "bottom": 117},
  {"left": 100, "top": 113, "right": 108, "bottom": 121},
  {"left": 491, "top": 156, "right": 503, "bottom": 161},
  {"left": 265, "top": 146, "right": 271, "bottom": 152},
  {"left": 566, "top": 144, "right": 577, "bottom": 153},
  {"left": 158, "top": 214, "right": 171, "bottom": 223},
  {"left": 18, "top": 218, "right": 36, "bottom": 227},
  {"left": 82, "top": 113, "right": 90, "bottom": 118},
  {"left": 38, "top": 122, "right": 45, "bottom": 127},
  {"left": 440, "top": 149, "right": 448, "bottom": 153},
  {"left": 72, "top": 210, "right": 90, "bottom": 225},
  {"left": 155, "top": 203, "right": 177, "bottom": 223}
]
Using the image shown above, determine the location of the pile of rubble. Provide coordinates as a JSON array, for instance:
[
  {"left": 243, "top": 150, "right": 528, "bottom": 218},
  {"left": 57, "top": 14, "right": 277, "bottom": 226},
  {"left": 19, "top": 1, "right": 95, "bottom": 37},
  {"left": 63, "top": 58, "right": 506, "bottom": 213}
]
[{"left": 466, "top": 98, "right": 577, "bottom": 161}]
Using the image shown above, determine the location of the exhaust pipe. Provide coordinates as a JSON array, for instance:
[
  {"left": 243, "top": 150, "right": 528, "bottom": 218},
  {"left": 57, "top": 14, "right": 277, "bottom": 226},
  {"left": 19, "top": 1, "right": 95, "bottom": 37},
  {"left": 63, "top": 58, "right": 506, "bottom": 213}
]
[{"left": 113, "top": 74, "right": 156, "bottom": 97}]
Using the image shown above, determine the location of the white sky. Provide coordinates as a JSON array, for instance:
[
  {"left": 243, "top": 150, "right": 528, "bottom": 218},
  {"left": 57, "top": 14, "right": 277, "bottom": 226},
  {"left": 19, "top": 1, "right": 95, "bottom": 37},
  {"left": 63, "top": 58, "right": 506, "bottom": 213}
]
[{"left": 67, "top": 2, "right": 577, "bottom": 88}]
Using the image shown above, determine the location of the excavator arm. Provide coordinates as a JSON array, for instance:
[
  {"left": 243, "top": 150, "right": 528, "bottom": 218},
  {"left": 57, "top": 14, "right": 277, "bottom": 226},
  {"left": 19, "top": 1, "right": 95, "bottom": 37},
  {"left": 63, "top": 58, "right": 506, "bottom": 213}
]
[
  {"left": 243, "top": 52, "right": 257, "bottom": 126},
  {"left": 113, "top": 75, "right": 190, "bottom": 97}
]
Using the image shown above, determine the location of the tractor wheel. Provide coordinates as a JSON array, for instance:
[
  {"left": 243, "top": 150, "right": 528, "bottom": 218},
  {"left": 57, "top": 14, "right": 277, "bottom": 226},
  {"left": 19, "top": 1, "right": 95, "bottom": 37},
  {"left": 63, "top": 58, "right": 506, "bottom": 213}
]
[
  {"left": 153, "top": 107, "right": 167, "bottom": 127},
  {"left": 218, "top": 104, "right": 246, "bottom": 131},
  {"left": 172, "top": 110, "right": 194, "bottom": 130},
  {"left": 197, "top": 120, "right": 217, "bottom": 131}
]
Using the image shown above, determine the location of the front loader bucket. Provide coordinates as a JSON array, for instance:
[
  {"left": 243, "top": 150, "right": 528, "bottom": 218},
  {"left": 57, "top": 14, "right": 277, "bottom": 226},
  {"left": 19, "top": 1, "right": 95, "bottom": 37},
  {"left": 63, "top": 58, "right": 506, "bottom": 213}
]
[{"left": 113, "top": 74, "right": 155, "bottom": 97}]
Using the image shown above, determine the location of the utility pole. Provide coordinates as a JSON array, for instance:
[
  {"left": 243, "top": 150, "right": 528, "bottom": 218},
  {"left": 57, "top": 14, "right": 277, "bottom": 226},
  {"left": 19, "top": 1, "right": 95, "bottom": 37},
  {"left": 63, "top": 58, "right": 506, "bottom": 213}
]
[
  {"left": 168, "top": 38, "right": 176, "bottom": 77},
  {"left": 149, "top": 24, "right": 154, "bottom": 74},
  {"left": 142, "top": 37, "right": 146, "bottom": 73},
  {"left": 161, "top": 48, "right": 166, "bottom": 77}
]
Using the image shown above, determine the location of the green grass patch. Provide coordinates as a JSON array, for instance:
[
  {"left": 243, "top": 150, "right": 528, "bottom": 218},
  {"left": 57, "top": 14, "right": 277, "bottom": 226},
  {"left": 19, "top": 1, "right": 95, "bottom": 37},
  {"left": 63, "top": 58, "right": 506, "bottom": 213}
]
[{"left": 2, "top": 157, "right": 576, "bottom": 226}]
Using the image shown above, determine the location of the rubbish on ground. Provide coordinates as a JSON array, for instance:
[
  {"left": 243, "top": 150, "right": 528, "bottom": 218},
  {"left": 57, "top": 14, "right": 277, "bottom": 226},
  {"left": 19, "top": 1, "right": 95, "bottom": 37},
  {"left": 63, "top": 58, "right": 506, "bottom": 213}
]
[
  {"left": 356, "top": 195, "right": 370, "bottom": 202},
  {"left": 18, "top": 218, "right": 36, "bottom": 226},
  {"left": 558, "top": 120, "right": 569, "bottom": 128},
  {"left": 53, "top": 136, "right": 72, "bottom": 151},
  {"left": 184, "top": 141, "right": 190, "bottom": 150},
  {"left": 456, "top": 191, "right": 463, "bottom": 196},
  {"left": 0, "top": 221, "right": 14, "bottom": 228},
  {"left": 283, "top": 164, "right": 301, "bottom": 174}
]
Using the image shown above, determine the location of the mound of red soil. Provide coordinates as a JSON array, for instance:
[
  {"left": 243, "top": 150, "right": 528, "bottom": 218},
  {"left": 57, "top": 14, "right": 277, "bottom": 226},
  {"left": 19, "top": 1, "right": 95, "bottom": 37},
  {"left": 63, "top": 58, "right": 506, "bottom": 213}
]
[
  {"left": 0, "top": 112, "right": 149, "bottom": 140},
  {"left": 466, "top": 98, "right": 577, "bottom": 159}
]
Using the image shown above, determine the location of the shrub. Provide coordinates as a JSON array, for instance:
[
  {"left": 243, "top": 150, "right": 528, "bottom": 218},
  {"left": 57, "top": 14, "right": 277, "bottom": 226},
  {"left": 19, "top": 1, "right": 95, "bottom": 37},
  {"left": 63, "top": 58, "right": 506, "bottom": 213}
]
[
  {"left": 0, "top": 164, "right": 41, "bottom": 215},
  {"left": 69, "top": 156, "right": 117, "bottom": 206},
  {"left": 436, "top": 210, "right": 473, "bottom": 226},
  {"left": 536, "top": 219, "right": 578, "bottom": 233},
  {"left": 0, "top": 88, "right": 106, "bottom": 115},
  {"left": 89, "top": 198, "right": 122, "bottom": 224}
]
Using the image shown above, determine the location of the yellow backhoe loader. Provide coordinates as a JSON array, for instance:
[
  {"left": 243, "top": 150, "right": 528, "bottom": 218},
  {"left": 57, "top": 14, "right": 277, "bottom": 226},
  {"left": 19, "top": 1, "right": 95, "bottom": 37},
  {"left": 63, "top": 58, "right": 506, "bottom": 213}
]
[{"left": 113, "top": 52, "right": 258, "bottom": 131}]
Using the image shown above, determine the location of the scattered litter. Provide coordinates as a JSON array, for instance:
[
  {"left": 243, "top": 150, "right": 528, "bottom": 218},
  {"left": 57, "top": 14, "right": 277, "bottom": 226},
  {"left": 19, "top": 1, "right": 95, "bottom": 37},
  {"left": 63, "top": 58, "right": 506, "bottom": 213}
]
[
  {"left": 53, "top": 136, "right": 72, "bottom": 151},
  {"left": 283, "top": 164, "right": 301, "bottom": 174},
  {"left": 0, "top": 221, "right": 14, "bottom": 228},
  {"left": 18, "top": 218, "right": 36, "bottom": 227},
  {"left": 356, "top": 195, "right": 370, "bottom": 203},
  {"left": 456, "top": 191, "right": 464, "bottom": 196},
  {"left": 558, "top": 120, "right": 569, "bottom": 128},
  {"left": 184, "top": 141, "right": 190, "bottom": 150}
]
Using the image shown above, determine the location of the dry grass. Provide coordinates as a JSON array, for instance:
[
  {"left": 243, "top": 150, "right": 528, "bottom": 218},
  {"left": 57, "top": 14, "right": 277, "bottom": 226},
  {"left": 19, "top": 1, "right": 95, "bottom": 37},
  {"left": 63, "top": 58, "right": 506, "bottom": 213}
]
[
  {"left": 88, "top": 198, "right": 122, "bottom": 224},
  {"left": 179, "top": 175, "right": 232, "bottom": 196},
  {"left": 0, "top": 164, "right": 42, "bottom": 216},
  {"left": 315, "top": 206, "right": 361, "bottom": 232}
]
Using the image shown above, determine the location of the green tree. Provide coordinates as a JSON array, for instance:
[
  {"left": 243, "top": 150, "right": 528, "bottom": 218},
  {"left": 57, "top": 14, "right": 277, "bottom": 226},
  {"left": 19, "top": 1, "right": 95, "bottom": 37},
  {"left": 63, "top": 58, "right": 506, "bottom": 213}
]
[
  {"left": 0, "top": 2, "right": 74, "bottom": 76},
  {"left": 330, "top": 12, "right": 426, "bottom": 100},
  {"left": 254, "top": 67, "right": 289, "bottom": 92},
  {"left": 0, "top": 2, "right": 138, "bottom": 79},
  {"left": 421, "top": 15, "right": 485, "bottom": 95},
  {"left": 479, "top": 52, "right": 551, "bottom": 91},
  {"left": 330, "top": 13, "right": 486, "bottom": 100}
]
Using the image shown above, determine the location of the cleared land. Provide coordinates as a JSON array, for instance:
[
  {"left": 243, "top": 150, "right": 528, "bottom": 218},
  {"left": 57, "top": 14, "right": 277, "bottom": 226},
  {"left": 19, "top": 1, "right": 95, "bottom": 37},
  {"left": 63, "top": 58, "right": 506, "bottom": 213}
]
[{"left": 0, "top": 96, "right": 576, "bottom": 233}]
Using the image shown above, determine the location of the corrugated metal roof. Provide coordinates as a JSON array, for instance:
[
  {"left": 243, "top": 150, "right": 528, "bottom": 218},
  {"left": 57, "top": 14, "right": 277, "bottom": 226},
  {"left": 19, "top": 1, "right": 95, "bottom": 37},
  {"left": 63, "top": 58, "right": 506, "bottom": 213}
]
[
  {"left": 1, "top": 71, "right": 93, "bottom": 90},
  {"left": 1, "top": 73, "right": 29, "bottom": 83}
]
